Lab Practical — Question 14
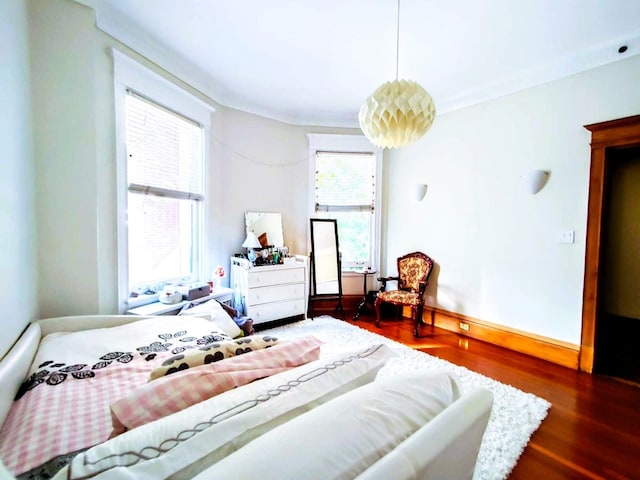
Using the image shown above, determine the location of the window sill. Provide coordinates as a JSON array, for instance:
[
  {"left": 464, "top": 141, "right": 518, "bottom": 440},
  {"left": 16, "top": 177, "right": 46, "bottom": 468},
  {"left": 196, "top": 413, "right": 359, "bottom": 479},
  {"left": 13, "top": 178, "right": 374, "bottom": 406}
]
[
  {"left": 342, "top": 269, "right": 377, "bottom": 277},
  {"left": 126, "top": 292, "right": 160, "bottom": 309},
  {"left": 127, "top": 287, "right": 233, "bottom": 316}
]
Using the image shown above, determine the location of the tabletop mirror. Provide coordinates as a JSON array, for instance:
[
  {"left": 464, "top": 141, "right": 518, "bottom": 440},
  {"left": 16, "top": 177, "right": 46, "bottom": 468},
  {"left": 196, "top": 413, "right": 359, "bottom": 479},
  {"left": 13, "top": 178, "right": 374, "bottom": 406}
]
[{"left": 245, "top": 211, "right": 284, "bottom": 248}]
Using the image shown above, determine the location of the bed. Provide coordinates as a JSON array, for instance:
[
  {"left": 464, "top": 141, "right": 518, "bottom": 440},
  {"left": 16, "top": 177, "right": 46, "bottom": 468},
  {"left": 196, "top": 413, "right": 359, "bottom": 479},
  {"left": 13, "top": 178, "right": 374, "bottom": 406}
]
[{"left": 0, "top": 303, "right": 493, "bottom": 480}]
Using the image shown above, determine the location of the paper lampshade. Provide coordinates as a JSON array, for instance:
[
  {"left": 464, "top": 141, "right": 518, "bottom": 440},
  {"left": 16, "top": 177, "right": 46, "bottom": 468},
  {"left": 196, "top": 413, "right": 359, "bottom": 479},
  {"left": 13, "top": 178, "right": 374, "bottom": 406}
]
[{"left": 359, "top": 79, "right": 436, "bottom": 149}]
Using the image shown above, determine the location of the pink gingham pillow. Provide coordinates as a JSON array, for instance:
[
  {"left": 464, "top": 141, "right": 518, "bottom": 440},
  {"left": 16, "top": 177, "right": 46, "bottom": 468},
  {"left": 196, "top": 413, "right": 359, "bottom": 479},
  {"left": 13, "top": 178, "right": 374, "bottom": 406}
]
[{"left": 110, "top": 336, "right": 323, "bottom": 435}]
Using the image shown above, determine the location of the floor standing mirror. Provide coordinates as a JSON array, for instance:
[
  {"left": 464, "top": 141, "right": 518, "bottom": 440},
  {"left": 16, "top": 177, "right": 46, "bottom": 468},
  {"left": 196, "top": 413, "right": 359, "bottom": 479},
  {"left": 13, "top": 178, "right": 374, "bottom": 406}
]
[{"left": 308, "top": 218, "right": 344, "bottom": 317}]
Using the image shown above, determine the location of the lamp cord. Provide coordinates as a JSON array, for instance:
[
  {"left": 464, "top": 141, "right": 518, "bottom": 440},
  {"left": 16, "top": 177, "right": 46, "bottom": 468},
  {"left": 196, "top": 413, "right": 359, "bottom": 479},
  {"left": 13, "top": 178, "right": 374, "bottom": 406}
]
[{"left": 395, "top": 0, "right": 400, "bottom": 80}]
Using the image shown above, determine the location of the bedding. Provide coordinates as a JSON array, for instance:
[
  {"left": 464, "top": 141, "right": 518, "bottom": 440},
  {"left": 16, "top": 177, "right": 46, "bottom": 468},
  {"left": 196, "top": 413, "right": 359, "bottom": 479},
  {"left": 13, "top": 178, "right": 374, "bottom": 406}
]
[
  {"left": 195, "top": 370, "right": 461, "bottom": 480},
  {"left": 0, "top": 315, "right": 494, "bottom": 480},
  {"left": 178, "top": 299, "right": 243, "bottom": 338},
  {"left": 57, "top": 343, "right": 394, "bottom": 480},
  {"left": 110, "top": 335, "right": 323, "bottom": 434},
  {"left": 148, "top": 333, "right": 280, "bottom": 380},
  {"left": 0, "top": 317, "right": 307, "bottom": 478}
]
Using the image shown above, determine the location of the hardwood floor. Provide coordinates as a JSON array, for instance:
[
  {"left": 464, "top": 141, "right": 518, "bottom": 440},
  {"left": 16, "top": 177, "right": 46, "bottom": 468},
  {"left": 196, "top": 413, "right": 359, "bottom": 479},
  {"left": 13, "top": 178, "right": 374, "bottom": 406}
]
[{"left": 345, "top": 313, "right": 640, "bottom": 480}]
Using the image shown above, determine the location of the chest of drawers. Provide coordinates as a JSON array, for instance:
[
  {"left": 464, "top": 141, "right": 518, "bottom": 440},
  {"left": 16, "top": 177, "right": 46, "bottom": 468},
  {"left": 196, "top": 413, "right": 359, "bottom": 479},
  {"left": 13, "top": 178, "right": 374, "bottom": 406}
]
[{"left": 230, "top": 256, "right": 308, "bottom": 326}]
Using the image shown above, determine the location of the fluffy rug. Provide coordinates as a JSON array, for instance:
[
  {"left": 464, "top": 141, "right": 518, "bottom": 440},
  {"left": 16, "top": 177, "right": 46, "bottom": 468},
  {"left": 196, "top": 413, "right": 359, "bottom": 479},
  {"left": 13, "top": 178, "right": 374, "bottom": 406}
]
[{"left": 261, "top": 316, "right": 551, "bottom": 480}]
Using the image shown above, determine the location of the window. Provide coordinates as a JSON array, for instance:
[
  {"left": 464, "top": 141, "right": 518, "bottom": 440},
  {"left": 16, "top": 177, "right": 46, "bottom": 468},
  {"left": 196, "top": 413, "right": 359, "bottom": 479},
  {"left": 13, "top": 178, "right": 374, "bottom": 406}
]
[
  {"left": 125, "top": 92, "right": 203, "bottom": 290},
  {"left": 308, "top": 134, "right": 383, "bottom": 272},
  {"left": 114, "top": 50, "right": 213, "bottom": 312}
]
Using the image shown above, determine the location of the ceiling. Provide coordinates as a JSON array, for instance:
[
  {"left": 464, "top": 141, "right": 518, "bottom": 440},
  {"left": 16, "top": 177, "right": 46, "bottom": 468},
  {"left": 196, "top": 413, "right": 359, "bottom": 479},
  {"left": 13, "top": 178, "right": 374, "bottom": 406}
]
[{"left": 78, "top": 0, "right": 640, "bottom": 127}]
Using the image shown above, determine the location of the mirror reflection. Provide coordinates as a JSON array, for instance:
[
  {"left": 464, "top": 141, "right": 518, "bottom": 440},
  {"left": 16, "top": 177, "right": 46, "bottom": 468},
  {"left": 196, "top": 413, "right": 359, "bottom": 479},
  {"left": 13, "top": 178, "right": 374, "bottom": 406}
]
[
  {"left": 245, "top": 211, "right": 284, "bottom": 248},
  {"left": 311, "top": 220, "right": 340, "bottom": 294}
]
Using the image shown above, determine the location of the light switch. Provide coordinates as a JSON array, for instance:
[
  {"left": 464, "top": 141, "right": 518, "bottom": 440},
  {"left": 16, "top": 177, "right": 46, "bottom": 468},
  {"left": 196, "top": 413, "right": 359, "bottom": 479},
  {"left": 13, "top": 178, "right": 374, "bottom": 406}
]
[{"left": 559, "top": 230, "right": 575, "bottom": 244}]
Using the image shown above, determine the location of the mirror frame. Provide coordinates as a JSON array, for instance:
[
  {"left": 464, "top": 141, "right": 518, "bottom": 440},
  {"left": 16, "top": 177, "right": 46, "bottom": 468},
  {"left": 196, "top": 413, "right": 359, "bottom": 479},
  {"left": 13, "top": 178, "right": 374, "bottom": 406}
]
[{"left": 308, "top": 218, "right": 344, "bottom": 316}]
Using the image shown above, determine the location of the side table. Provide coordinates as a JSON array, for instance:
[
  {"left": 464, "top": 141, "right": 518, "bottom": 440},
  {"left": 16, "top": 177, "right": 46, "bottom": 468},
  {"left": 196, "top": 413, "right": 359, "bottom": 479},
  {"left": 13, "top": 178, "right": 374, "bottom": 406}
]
[{"left": 353, "top": 270, "right": 377, "bottom": 320}]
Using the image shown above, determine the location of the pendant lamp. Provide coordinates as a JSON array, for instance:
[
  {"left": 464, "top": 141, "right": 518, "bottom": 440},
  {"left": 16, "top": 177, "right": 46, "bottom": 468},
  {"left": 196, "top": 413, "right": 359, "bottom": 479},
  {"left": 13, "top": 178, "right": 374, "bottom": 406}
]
[{"left": 359, "top": 0, "right": 436, "bottom": 149}]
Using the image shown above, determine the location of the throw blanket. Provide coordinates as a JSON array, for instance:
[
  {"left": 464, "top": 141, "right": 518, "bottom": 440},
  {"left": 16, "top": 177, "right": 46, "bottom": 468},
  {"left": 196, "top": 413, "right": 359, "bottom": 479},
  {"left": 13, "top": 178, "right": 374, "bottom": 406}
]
[{"left": 0, "top": 317, "right": 301, "bottom": 477}]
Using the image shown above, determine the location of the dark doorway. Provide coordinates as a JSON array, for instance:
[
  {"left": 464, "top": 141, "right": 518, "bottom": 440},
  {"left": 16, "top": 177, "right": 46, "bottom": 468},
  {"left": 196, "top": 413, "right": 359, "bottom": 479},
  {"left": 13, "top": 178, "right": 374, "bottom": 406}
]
[{"left": 593, "top": 147, "right": 640, "bottom": 384}]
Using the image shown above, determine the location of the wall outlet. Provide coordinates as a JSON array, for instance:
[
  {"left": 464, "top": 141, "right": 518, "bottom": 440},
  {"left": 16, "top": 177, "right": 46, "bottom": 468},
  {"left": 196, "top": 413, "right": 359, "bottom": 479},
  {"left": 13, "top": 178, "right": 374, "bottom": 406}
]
[{"left": 459, "top": 322, "right": 470, "bottom": 331}]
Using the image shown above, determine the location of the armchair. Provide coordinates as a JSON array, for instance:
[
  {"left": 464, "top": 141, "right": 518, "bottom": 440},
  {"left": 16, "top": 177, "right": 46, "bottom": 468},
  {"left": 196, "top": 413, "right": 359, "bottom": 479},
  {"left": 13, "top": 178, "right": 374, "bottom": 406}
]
[{"left": 375, "top": 251, "right": 434, "bottom": 337}]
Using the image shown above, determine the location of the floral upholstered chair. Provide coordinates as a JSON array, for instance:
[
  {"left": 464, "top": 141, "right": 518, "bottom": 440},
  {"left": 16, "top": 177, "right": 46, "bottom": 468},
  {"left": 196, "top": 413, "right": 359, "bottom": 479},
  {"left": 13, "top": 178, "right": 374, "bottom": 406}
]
[{"left": 375, "top": 251, "right": 434, "bottom": 337}]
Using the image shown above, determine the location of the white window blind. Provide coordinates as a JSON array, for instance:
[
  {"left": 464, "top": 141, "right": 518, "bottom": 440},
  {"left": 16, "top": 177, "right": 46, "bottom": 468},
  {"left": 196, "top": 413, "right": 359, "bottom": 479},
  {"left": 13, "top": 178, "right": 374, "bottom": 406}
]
[
  {"left": 315, "top": 151, "right": 376, "bottom": 213},
  {"left": 126, "top": 91, "right": 203, "bottom": 198},
  {"left": 314, "top": 151, "right": 377, "bottom": 269},
  {"left": 125, "top": 90, "right": 204, "bottom": 289}
]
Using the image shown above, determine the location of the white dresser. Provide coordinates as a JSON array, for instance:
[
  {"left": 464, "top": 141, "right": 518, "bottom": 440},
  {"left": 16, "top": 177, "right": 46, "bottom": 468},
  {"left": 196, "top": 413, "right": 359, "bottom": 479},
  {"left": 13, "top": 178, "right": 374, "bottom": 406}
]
[{"left": 230, "top": 256, "right": 308, "bottom": 326}]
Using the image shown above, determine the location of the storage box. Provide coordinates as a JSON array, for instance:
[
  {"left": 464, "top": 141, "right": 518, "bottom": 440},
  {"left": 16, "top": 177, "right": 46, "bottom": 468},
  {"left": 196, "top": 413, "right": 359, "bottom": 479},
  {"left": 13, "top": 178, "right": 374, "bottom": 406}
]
[{"left": 183, "top": 284, "right": 211, "bottom": 301}]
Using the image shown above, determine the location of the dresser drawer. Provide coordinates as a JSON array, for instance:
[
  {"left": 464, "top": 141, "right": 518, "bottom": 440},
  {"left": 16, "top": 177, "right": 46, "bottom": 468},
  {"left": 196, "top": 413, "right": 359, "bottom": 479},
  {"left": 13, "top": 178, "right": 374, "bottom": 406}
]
[
  {"left": 249, "top": 299, "right": 306, "bottom": 325},
  {"left": 246, "top": 283, "right": 305, "bottom": 306},
  {"left": 248, "top": 267, "right": 305, "bottom": 288},
  {"left": 231, "top": 255, "right": 308, "bottom": 324}
]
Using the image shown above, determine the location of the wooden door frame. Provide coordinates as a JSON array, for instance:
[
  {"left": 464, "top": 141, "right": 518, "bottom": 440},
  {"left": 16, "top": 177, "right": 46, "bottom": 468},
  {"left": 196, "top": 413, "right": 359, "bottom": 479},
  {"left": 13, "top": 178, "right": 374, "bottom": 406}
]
[{"left": 581, "top": 115, "right": 640, "bottom": 372}]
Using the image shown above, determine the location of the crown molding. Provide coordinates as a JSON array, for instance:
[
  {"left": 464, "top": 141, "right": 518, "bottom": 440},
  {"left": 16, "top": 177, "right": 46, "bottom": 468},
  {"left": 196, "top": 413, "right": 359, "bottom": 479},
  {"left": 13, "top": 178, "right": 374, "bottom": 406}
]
[
  {"left": 437, "top": 30, "right": 640, "bottom": 115},
  {"left": 78, "top": 1, "right": 640, "bottom": 128}
]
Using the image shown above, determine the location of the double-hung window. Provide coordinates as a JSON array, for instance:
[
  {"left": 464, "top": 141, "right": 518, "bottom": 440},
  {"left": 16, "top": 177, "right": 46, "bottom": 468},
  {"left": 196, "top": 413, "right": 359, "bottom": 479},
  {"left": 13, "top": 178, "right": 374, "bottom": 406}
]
[
  {"left": 308, "top": 134, "right": 383, "bottom": 272},
  {"left": 114, "top": 50, "right": 213, "bottom": 311},
  {"left": 125, "top": 92, "right": 203, "bottom": 291}
]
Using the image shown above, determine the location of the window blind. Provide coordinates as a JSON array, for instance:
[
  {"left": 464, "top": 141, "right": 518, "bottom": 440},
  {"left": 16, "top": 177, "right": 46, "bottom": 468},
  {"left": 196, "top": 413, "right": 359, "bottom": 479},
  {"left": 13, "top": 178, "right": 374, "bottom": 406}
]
[
  {"left": 125, "top": 90, "right": 203, "bottom": 198},
  {"left": 124, "top": 90, "right": 204, "bottom": 289},
  {"left": 315, "top": 151, "right": 376, "bottom": 212}
]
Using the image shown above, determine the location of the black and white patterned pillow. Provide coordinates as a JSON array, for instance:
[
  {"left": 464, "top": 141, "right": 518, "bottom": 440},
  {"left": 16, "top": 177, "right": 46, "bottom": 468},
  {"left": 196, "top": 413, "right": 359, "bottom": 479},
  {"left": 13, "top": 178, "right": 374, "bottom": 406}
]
[{"left": 148, "top": 335, "right": 279, "bottom": 380}]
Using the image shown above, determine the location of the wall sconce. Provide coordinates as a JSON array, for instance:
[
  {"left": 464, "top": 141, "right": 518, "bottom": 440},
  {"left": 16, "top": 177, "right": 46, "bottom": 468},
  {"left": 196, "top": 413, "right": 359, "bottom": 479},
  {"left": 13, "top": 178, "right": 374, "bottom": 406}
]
[
  {"left": 525, "top": 170, "right": 550, "bottom": 195},
  {"left": 416, "top": 183, "right": 428, "bottom": 202},
  {"left": 242, "top": 231, "right": 262, "bottom": 264}
]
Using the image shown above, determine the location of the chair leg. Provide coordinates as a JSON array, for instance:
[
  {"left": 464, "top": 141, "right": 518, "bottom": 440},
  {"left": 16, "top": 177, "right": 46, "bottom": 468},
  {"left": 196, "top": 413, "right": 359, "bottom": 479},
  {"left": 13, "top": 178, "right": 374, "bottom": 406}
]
[
  {"left": 414, "top": 304, "right": 425, "bottom": 337},
  {"left": 374, "top": 297, "right": 383, "bottom": 327}
]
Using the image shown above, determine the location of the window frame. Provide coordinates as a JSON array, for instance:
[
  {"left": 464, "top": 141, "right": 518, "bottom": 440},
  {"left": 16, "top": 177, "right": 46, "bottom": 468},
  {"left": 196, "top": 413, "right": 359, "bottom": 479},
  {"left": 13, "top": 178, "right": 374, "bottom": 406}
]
[
  {"left": 113, "top": 49, "right": 214, "bottom": 312},
  {"left": 307, "top": 134, "right": 383, "bottom": 273}
]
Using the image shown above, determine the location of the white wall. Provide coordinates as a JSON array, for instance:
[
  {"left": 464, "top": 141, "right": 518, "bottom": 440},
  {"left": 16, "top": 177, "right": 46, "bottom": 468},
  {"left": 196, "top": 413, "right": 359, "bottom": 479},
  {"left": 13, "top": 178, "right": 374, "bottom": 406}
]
[
  {"left": 29, "top": 0, "right": 100, "bottom": 318},
  {"left": 28, "top": 0, "right": 362, "bottom": 318},
  {"left": 385, "top": 54, "right": 640, "bottom": 345},
  {"left": 0, "top": 0, "right": 38, "bottom": 355},
  {"left": 29, "top": 0, "right": 640, "bottom": 343},
  {"left": 215, "top": 107, "right": 311, "bottom": 265}
]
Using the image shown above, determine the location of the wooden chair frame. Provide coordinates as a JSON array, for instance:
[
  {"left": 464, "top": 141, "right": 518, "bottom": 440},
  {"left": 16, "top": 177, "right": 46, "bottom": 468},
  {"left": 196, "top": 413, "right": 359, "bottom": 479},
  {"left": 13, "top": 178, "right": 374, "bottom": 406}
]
[{"left": 375, "top": 251, "right": 434, "bottom": 337}]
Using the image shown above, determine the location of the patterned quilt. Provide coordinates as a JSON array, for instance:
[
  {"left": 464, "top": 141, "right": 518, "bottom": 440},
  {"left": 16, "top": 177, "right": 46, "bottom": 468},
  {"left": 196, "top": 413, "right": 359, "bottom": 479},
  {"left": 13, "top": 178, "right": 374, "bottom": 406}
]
[{"left": 0, "top": 317, "right": 232, "bottom": 477}]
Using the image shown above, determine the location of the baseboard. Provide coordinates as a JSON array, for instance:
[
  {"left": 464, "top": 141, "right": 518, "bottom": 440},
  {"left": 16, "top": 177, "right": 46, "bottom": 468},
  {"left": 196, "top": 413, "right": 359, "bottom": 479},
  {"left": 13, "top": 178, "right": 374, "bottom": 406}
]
[
  {"left": 424, "top": 306, "right": 580, "bottom": 370},
  {"left": 311, "top": 296, "right": 580, "bottom": 369}
]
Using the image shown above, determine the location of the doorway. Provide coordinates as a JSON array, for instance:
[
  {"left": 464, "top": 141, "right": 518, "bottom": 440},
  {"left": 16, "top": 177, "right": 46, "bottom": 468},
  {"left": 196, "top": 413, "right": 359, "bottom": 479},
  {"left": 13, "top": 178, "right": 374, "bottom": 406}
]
[
  {"left": 593, "top": 147, "right": 640, "bottom": 383},
  {"left": 581, "top": 116, "right": 640, "bottom": 376}
]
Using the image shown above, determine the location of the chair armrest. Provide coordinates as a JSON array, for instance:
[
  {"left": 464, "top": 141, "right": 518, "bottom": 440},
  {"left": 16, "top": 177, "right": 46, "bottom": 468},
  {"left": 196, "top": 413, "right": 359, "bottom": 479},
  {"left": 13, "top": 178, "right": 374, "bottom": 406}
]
[
  {"left": 377, "top": 276, "right": 399, "bottom": 282},
  {"left": 377, "top": 275, "right": 399, "bottom": 291}
]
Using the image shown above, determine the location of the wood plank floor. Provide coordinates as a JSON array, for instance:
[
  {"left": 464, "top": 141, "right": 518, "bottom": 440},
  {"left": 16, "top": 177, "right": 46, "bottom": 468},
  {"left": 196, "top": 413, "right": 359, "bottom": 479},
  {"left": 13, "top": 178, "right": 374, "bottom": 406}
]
[{"left": 345, "top": 313, "right": 640, "bottom": 480}]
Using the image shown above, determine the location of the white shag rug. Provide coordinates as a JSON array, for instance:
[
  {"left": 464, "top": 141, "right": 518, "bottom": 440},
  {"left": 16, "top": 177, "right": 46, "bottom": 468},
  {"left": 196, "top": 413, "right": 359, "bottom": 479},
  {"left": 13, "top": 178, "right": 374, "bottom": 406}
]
[{"left": 261, "top": 316, "right": 551, "bottom": 480}]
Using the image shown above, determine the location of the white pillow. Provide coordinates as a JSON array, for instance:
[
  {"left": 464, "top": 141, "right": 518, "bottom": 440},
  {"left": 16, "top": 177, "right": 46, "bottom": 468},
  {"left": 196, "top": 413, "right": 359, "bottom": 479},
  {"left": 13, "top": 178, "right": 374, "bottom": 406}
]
[
  {"left": 58, "top": 343, "right": 395, "bottom": 480},
  {"left": 193, "top": 370, "right": 461, "bottom": 480},
  {"left": 179, "top": 299, "right": 242, "bottom": 338}
]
